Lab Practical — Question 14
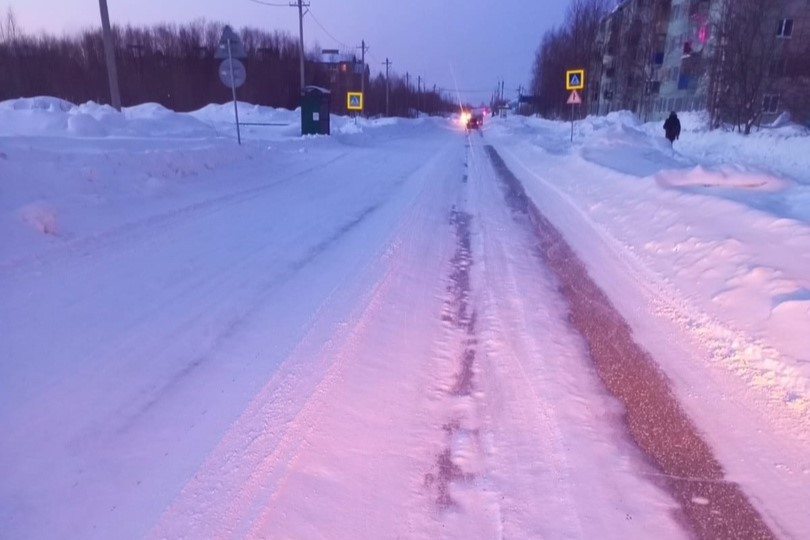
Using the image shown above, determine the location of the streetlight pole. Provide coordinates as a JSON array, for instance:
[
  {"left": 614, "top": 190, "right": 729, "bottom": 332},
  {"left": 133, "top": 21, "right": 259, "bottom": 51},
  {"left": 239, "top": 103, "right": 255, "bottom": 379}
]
[{"left": 98, "top": 0, "right": 122, "bottom": 110}]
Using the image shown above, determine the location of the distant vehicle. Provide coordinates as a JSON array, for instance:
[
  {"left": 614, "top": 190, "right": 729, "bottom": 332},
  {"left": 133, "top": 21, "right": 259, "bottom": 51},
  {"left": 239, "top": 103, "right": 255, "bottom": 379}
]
[{"left": 466, "top": 110, "right": 484, "bottom": 131}]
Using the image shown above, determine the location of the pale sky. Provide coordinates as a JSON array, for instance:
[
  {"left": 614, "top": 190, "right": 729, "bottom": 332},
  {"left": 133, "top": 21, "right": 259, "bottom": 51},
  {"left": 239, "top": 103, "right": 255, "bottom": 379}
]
[{"left": 4, "top": 0, "right": 568, "bottom": 104}]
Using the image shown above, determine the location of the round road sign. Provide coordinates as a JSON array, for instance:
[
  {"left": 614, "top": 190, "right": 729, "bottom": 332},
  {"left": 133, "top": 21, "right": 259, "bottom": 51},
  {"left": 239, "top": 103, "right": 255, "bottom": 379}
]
[{"left": 218, "top": 58, "right": 247, "bottom": 89}]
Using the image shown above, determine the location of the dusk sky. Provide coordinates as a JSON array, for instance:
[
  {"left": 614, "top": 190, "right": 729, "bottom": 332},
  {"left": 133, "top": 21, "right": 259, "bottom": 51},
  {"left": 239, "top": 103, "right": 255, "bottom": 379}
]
[{"left": 6, "top": 0, "right": 569, "bottom": 104}]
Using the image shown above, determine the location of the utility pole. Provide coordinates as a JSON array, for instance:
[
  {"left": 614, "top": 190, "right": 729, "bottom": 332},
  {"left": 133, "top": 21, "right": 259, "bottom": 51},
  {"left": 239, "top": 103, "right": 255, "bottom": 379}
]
[
  {"left": 405, "top": 72, "right": 410, "bottom": 117},
  {"left": 290, "top": 0, "right": 309, "bottom": 93},
  {"left": 383, "top": 57, "right": 392, "bottom": 116},
  {"left": 517, "top": 84, "right": 523, "bottom": 115},
  {"left": 358, "top": 39, "right": 369, "bottom": 98},
  {"left": 98, "top": 0, "right": 122, "bottom": 111},
  {"left": 417, "top": 75, "right": 422, "bottom": 116}
]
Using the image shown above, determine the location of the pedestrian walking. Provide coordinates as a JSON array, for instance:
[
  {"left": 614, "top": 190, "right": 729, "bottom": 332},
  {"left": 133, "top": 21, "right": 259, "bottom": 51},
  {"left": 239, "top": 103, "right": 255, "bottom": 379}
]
[{"left": 664, "top": 111, "right": 681, "bottom": 145}]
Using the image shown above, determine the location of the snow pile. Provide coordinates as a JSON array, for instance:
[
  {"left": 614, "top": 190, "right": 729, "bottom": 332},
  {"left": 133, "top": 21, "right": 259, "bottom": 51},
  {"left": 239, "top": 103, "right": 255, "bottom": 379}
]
[
  {"left": 655, "top": 164, "right": 793, "bottom": 192},
  {"left": 490, "top": 110, "right": 810, "bottom": 421},
  {"left": 190, "top": 101, "right": 298, "bottom": 128},
  {"left": 0, "top": 97, "right": 219, "bottom": 138},
  {"left": 644, "top": 111, "right": 810, "bottom": 184},
  {"left": 0, "top": 96, "right": 76, "bottom": 136}
]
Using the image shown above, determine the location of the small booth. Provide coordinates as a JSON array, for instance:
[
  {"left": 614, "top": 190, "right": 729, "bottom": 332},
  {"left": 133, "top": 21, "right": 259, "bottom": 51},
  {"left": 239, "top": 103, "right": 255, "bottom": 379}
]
[{"left": 301, "top": 86, "right": 331, "bottom": 135}]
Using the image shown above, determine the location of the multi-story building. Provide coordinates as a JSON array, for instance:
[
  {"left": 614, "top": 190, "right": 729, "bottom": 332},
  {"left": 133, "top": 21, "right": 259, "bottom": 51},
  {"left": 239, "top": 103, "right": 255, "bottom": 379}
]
[
  {"left": 590, "top": 0, "right": 672, "bottom": 119},
  {"left": 592, "top": 0, "right": 810, "bottom": 125},
  {"left": 653, "top": 0, "right": 712, "bottom": 120},
  {"left": 767, "top": 0, "right": 810, "bottom": 124}
]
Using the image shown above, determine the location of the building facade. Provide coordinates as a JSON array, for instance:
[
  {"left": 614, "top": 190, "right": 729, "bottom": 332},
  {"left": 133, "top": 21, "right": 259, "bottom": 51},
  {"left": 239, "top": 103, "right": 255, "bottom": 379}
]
[{"left": 591, "top": 0, "right": 810, "bottom": 125}]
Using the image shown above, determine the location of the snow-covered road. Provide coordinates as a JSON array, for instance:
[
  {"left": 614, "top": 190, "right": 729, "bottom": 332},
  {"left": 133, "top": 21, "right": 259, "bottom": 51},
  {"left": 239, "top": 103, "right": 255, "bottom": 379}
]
[
  {"left": 144, "top": 133, "right": 689, "bottom": 540},
  {"left": 1, "top": 110, "right": 805, "bottom": 539}
]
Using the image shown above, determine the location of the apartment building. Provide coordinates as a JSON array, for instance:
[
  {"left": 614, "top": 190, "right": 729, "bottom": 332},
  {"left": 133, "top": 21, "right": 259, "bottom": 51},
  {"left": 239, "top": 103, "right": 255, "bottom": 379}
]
[
  {"left": 767, "top": 0, "right": 810, "bottom": 124},
  {"left": 654, "top": 0, "right": 711, "bottom": 120},
  {"left": 590, "top": 0, "right": 672, "bottom": 118},
  {"left": 591, "top": 0, "right": 810, "bottom": 125}
]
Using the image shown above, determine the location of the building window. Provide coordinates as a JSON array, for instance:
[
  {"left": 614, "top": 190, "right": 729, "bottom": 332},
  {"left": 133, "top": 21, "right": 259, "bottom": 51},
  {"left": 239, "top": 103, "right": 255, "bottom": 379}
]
[
  {"left": 777, "top": 18, "right": 793, "bottom": 38},
  {"left": 762, "top": 94, "right": 780, "bottom": 113},
  {"left": 683, "top": 41, "right": 693, "bottom": 56}
]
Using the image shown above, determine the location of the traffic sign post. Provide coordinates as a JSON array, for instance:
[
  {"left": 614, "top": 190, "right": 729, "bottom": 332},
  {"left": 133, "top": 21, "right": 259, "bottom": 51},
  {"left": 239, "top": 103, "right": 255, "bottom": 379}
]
[
  {"left": 565, "top": 69, "right": 585, "bottom": 143},
  {"left": 217, "top": 26, "right": 247, "bottom": 145},
  {"left": 347, "top": 92, "right": 364, "bottom": 111}
]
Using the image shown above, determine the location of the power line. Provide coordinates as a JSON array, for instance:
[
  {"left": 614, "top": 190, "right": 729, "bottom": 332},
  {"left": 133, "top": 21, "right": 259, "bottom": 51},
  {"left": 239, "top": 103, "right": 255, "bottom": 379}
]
[
  {"left": 307, "top": 8, "right": 350, "bottom": 50},
  {"left": 246, "top": 0, "right": 290, "bottom": 7}
]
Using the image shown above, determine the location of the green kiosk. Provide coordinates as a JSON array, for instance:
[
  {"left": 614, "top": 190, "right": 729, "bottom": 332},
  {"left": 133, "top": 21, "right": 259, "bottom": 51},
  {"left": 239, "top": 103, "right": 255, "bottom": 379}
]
[{"left": 301, "top": 86, "right": 331, "bottom": 136}]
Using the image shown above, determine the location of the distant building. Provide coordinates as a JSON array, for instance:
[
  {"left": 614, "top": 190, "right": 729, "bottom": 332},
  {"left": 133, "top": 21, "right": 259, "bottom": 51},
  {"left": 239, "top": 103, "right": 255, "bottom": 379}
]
[{"left": 318, "top": 49, "right": 365, "bottom": 115}]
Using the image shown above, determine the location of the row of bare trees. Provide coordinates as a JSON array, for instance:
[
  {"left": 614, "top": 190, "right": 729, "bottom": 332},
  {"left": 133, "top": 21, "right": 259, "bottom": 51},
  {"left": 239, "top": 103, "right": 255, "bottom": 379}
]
[
  {"left": 529, "top": 0, "right": 612, "bottom": 118},
  {"left": 529, "top": 0, "right": 810, "bottom": 131},
  {"left": 0, "top": 12, "right": 455, "bottom": 116},
  {"left": 708, "top": 0, "right": 810, "bottom": 133}
]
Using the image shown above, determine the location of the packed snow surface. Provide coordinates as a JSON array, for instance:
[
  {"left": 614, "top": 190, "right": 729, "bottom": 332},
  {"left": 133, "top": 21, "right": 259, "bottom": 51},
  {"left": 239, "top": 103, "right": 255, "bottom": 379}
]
[{"left": 1, "top": 98, "right": 808, "bottom": 539}]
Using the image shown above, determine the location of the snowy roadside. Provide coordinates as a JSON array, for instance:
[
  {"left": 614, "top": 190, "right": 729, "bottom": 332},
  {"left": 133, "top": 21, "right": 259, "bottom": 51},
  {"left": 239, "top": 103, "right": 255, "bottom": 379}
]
[
  {"left": 488, "top": 112, "right": 810, "bottom": 415},
  {"left": 0, "top": 96, "right": 425, "bottom": 267},
  {"left": 486, "top": 112, "right": 810, "bottom": 537},
  {"left": 0, "top": 97, "right": 460, "bottom": 539}
]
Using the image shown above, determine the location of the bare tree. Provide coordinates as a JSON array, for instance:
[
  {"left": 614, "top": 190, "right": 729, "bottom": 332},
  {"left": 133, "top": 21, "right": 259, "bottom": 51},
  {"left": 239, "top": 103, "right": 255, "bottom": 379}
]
[
  {"left": 0, "top": 7, "right": 20, "bottom": 42},
  {"left": 708, "top": 0, "right": 785, "bottom": 133},
  {"left": 0, "top": 19, "right": 455, "bottom": 116},
  {"left": 530, "top": 0, "right": 612, "bottom": 118}
]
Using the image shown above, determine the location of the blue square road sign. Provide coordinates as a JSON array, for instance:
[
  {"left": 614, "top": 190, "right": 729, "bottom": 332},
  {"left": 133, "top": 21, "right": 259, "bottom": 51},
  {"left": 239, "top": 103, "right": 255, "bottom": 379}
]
[{"left": 566, "top": 69, "right": 585, "bottom": 91}]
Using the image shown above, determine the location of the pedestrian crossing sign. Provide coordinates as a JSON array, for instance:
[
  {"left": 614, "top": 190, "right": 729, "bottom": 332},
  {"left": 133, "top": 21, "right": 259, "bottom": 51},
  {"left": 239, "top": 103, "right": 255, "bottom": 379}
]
[
  {"left": 566, "top": 69, "right": 585, "bottom": 91},
  {"left": 347, "top": 92, "right": 364, "bottom": 111}
]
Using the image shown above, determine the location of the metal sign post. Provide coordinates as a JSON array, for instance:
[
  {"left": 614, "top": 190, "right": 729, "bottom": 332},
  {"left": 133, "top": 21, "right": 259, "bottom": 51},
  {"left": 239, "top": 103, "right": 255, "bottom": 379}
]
[
  {"left": 227, "top": 40, "right": 241, "bottom": 145},
  {"left": 565, "top": 68, "right": 585, "bottom": 143},
  {"left": 567, "top": 90, "right": 582, "bottom": 142},
  {"left": 216, "top": 26, "right": 247, "bottom": 145},
  {"left": 347, "top": 91, "right": 363, "bottom": 126}
]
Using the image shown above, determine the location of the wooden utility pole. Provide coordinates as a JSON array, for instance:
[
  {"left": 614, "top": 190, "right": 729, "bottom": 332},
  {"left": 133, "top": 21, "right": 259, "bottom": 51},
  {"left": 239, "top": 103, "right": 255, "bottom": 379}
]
[
  {"left": 383, "top": 57, "right": 392, "bottom": 116},
  {"left": 405, "top": 72, "right": 410, "bottom": 116},
  {"left": 291, "top": 0, "right": 309, "bottom": 92},
  {"left": 98, "top": 0, "right": 121, "bottom": 110},
  {"left": 358, "top": 39, "right": 369, "bottom": 97},
  {"left": 417, "top": 75, "right": 422, "bottom": 115}
]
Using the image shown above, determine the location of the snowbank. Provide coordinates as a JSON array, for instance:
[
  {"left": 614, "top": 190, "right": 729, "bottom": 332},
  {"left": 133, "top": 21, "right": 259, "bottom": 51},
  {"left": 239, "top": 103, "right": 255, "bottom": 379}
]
[
  {"left": 489, "top": 110, "right": 810, "bottom": 424},
  {"left": 644, "top": 111, "right": 810, "bottom": 185},
  {"left": 0, "top": 97, "right": 219, "bottom": 138}
]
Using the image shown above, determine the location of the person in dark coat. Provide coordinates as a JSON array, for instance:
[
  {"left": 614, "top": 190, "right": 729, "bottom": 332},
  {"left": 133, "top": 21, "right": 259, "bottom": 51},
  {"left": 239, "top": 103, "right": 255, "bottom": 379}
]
[{"left": 664, "top": 111, "right": 681, "bottom": 144}]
